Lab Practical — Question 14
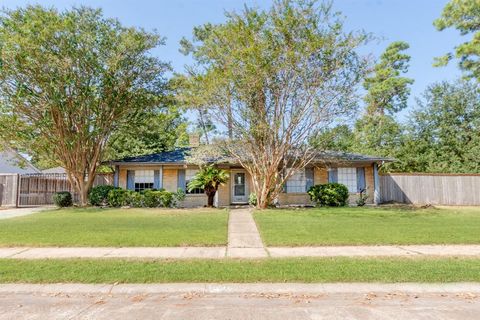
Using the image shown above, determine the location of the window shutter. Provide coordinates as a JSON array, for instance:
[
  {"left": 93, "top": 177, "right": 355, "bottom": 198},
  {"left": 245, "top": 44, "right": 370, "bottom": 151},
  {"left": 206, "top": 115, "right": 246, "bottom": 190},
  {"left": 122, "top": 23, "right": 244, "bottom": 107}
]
[
  {"left": 126, "top": 170, "right": 135, "bottom": 190},
  {"left": 177, "top": 169, "right": 186, "bottom": 191},
  {"left": 305, "top": 167, "right": 314, "bottom": 191},
  {"left": 113, "top": 165, "right": 119, "bottom": 187},
  {"left": 153, "top": 170, "right": 160, "bottom": 189},
  {"left": 357, "top": 167, "right": 366, "bottom": 192},
  {"left": 328, "top": 168, "right": 338, "bottom": 183}
]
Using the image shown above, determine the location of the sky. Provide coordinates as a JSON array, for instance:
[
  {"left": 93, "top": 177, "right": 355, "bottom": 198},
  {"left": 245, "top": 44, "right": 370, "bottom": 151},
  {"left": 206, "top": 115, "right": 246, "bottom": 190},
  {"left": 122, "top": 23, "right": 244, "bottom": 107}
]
[{"left": 1, "top": 0, "right": 465, "bottom": 122}]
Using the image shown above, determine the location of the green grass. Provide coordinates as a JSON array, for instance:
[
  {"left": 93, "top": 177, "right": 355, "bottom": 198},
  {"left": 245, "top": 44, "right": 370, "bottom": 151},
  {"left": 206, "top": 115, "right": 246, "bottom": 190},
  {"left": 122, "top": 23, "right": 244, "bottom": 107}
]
[
  {"left": 0, "top": 207, "right": 228, "bottom": 247},
  {"left": 254, "top": 206, "right": 480, "bottom": 246},
  {"left": 0, "top": 257, "right": 479, "bottom": 283}
]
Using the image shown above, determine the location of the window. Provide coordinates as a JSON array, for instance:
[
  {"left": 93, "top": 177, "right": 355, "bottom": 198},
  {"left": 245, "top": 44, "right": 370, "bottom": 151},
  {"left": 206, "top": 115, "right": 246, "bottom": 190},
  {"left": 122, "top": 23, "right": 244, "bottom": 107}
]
[
  {"left": 337, "top": 168, "right": 357, "bottom": 193},
  {"left": 186, "top": 169, "right": 203, "bottom": 194},
  {"left": 285, "top": 169, "right": 306, "bottom": 193},
  {"left": 134, "top": 170, "right": 154, "bottom": 192}
]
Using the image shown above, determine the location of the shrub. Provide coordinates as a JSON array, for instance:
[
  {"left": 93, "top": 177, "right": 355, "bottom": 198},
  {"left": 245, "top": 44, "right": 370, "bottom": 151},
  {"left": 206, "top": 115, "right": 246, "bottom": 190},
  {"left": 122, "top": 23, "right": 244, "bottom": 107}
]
[
  {"left": 356, "top": 188, "right": 369, "bottom": 207},
  {"left": 107, "top": 188, "right": 128, "bottom": 207},
  {"left": 88, "top": 185, "right": 116, "bottom": 206},
  {"left": 125, "top": 190, "right": 144, "bottom": 207},
  {"left": 173, "top": 188, "right": 186, "bottom": 207},
  {"left": 143, "top": 189, "right": 175, "bottom": 208},
  {"left": 53, "top": 191, "right": 73, "bottom": 207},
  {"left": 248, "top": 192, "right": 257, "bottom": 206},
  {"left": 308, "top": 183, "right": 349, "bottom": 207}
]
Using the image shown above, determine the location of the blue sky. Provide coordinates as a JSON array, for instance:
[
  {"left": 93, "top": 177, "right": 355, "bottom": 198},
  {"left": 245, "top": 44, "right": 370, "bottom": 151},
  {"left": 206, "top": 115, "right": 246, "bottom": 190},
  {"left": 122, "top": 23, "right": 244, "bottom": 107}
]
[{"left": 2, "top": 0, "right": 464, "bottom": 120}]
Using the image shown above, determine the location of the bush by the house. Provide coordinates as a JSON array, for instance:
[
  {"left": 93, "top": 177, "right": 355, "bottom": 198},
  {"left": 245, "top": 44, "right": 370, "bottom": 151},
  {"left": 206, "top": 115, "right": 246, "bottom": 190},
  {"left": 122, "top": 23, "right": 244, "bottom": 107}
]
[
  {"left": 88, "top": 185, "right": 116, "bottom": 206},
  {"left": 53, "top": 191, "right": 73, "bottom": 207},
  {"left": 308, "top": 183, "right": 349, "bottom": 207},
  {"left": 356, "top": 188, "right": 369, "bottom": 207},
  {"left": 106, "top": 187, "right": 177, "bottom": 208},
  {"left": 249, "top": 192, "right": 257, "bottom": 206},
  {"left": 125, "top": 190, "right": 144, "bottom": 207},
  {"left": 107, "top": 188, "right": 128, "bottom": 207}
]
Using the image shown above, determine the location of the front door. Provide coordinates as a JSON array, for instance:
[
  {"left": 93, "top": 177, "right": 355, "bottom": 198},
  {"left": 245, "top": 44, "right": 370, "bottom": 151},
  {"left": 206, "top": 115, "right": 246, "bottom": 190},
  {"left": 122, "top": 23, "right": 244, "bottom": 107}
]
[{"left": 231, "top": 170, "right": 248, "bottom": 203}]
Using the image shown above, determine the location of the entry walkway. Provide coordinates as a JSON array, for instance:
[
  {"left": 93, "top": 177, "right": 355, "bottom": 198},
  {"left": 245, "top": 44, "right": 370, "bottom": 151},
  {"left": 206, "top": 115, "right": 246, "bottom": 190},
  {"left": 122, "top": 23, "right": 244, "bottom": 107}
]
[{"left": 226, "top": 208, "right": 268, "bottom": 258}]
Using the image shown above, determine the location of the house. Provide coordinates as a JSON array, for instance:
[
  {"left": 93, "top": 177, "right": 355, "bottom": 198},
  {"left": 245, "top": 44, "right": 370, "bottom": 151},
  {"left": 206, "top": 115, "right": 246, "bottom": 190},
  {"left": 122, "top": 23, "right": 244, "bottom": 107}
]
[
  {"left": 0, "top": 147, "right": 40, "bottom": 174},
  {"left": 110, "top": 147, "right": 392, "bottom": 207},
  {"left": 42, "top": 166, "right": 66, "bottom": 174}
]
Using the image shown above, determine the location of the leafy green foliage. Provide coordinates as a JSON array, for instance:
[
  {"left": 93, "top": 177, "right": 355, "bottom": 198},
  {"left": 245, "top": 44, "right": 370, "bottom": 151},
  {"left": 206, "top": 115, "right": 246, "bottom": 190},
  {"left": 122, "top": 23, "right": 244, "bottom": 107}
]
[
  {"left": 52, "top": 192, "right": 73, "bottom": 208},
  {"left": 144, "top": 190, "right": 174, "bottom": 208},
  {"left": 356, "top": 188, "right": 369, "bottom": 206},
  {"left": 106, "top": 188, "right": 177, "bottom": 208},
  {"left": 434, "top": 0, "right": 480, "bottom": 80},
  {"left": 0, "top": 6, "right": 168, "bottom": 205},
  {"left": 307, "top": 183, "right": 349, "bottom": 207},
  {"left": 364, "top": 41, "right": 414, "bottom": 115},
  {"left": 107, "top": 189, "right": 128, "bottom": 207},
  {"left": 181, "top": 0, "right": 369, "bottom": 208},
  {"left": 188, "top": 166, "right": 229, "bottom": 207},
  {"left": 398, "top": 80, "right": 480, "bottom": 173},
  {"left": 249, "top": 193, "right": 257, "bottom": 206},
  {"left": 88, "top": 185, "right": 116, "bottom": 206}
]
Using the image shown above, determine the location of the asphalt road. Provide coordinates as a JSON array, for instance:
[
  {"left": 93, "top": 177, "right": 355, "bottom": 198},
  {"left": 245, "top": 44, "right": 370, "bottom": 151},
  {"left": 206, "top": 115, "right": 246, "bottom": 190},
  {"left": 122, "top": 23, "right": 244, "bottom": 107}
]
[{"left": 1, "top": 284, "right": 479, "bottom": 319}]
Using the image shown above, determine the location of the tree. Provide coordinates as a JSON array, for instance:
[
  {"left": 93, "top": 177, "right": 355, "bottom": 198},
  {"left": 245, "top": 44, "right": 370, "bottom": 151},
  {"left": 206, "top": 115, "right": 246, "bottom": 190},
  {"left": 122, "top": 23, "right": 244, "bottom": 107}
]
[
  {"left": 434, "top": 0, "right": 480, "bottom": 80},
  {"left": 353, "top": 41, "right": 413, "bottom": 158},
  {"left": 363, "top": 41, "right": 414, "bottom": 116},
  {"left": 400, "top": 80, "right": 480, "bottom": 173},
  {"left": 0, "top": 6, "right": 168, "bottom": 205},
  {"left": 106, "top": 106, "right": 188, "bottom": 160},
  {"left": 181, "top": 0, "right": 369, "bottom": 208},
  {"left": 310, "top": 125, "right": 354, "bottom": 152},
  {"left": 187, "top": 166, "right": 229, "bottom": 207}
]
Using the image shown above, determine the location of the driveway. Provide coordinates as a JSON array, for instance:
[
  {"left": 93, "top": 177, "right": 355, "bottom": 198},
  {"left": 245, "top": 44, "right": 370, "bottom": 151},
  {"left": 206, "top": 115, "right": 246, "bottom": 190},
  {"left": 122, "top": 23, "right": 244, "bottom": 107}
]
[
  {"left": 0, "top": 207, "right": 50, "bottom": 220},
  {"left": 1, "top": 283, "right": 479, "bottom": 319}
]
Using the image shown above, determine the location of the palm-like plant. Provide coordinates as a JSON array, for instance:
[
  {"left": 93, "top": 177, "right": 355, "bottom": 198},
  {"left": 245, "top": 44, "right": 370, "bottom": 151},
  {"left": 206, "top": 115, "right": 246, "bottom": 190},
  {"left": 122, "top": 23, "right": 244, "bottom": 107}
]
[{"left": 187, "top": 166, "right": 229, "bottom": 207}]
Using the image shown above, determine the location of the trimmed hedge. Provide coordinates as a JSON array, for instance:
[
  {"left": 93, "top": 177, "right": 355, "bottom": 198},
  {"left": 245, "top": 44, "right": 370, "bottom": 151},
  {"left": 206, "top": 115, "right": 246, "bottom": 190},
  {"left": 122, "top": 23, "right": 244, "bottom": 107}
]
[
  {"left": 88, "top": 185, "right": 116, "bottom": 206},
  {"left": 307, "top": 183, "right": 349, "bottom": 207},
  {"left": 106, "top": 188, "right": 178, "bottom": 208},
  {"left": 53, "top": 191, "right": 73, "bottom": 207}
]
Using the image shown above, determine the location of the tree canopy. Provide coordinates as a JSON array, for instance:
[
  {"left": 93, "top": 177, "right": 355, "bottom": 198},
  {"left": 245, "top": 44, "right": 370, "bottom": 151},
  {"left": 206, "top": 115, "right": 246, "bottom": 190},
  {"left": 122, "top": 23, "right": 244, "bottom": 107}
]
[
  {"left": 0, "top": 6, "right": 168, "bottom": 204},
  {"left": 181, "top": 0, "right": 369, "bottom": 208}
]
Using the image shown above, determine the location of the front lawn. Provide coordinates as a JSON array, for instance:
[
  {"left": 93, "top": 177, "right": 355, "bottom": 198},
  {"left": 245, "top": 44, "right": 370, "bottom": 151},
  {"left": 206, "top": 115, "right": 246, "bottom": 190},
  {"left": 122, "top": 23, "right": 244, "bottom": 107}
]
[
  {"left": 254, "top": 206, "right": 480, "bottom": 246},
  {"left": 0, "top": 257, "right": 479, "bottom": 283},
  {"left": 0, "top": 208, "right": 228, "bottom": 247}
]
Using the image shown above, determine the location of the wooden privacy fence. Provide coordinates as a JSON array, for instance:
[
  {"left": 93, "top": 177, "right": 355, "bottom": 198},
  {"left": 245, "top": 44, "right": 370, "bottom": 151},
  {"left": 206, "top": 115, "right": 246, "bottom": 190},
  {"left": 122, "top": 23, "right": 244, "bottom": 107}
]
[
  {"left": 0, "top": 173, "right": 113, "bottom": 207},
  {"left": 380, "top": 173, "right": 480, "bottom": 205},
  {"left": 0, "top": 174, "right": 18, "bottom": 207}
]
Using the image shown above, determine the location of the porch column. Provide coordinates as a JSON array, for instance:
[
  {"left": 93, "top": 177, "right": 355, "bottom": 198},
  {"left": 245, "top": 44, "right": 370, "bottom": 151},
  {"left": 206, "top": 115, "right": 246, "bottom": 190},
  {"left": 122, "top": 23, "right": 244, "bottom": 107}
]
[
  {"left": 113, "top": 165, "right": 119, "bottom": 187},
  {"left": 373, "top": 163, "right": 380, "bottom": 205}
]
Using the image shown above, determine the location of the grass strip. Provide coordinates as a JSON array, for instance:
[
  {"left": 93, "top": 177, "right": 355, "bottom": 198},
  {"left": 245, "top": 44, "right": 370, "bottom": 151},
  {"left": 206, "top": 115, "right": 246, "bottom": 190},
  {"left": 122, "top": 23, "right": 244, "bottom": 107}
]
[{"left": 1, "top": 257, "right": 479, "bottom": 283}]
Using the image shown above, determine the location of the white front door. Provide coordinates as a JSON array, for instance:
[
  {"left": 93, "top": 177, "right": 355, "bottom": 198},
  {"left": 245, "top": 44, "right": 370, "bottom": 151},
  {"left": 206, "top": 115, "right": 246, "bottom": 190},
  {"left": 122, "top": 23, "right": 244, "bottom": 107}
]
[{"left": 231, "top": 170, "right": 248, "bottom": 203}]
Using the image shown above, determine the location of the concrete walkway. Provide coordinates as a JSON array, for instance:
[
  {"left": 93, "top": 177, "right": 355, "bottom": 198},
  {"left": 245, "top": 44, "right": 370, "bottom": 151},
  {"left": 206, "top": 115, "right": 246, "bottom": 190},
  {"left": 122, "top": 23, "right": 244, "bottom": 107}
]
[
  {"left": 2, "top": 245, "right": 480, "bottom": 259},
  {"left": 226, "top": 208, "right": 268, "bottom": 258},
  {"left": 1, "top": 283, "right": 479, "bottom": 319},
  {"left": 0, "top": 206, "right": 49, "bottom": 220}
]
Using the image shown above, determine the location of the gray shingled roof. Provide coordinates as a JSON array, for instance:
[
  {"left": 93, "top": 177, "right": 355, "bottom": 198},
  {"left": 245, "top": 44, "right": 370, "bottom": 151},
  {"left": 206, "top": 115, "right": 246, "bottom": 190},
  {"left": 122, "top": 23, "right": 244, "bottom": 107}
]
[{"left": 111, "top": 148, "right": 393, "bottom": 165}]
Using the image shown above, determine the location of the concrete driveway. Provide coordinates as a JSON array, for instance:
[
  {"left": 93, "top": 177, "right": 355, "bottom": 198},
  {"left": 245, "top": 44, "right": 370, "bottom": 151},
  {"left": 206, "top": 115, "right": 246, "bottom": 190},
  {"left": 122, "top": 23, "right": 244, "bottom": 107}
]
[
  {"left": 0, "top": 207, "right": 50, "bottom": 220},
  {"left": 1, "top": 283, "right": 479, "bottom": 320}
]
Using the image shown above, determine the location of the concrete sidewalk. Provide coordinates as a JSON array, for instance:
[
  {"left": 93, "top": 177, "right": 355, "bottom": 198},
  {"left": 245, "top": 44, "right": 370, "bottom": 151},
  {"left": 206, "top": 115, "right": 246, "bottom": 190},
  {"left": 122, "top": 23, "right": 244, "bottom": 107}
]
[
  {"left": 1, "top": 283, "right": 479, "bottom": 320},
  {"left": 2, "top": 245, "right": 480, "bottom": 259}
]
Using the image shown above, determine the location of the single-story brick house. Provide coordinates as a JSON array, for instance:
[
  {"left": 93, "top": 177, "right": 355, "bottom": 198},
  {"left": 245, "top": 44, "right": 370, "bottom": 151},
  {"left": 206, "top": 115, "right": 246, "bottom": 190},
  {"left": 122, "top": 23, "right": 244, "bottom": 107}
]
[{"left": 110, "top": 147, "right": 391, "bottom": 207}]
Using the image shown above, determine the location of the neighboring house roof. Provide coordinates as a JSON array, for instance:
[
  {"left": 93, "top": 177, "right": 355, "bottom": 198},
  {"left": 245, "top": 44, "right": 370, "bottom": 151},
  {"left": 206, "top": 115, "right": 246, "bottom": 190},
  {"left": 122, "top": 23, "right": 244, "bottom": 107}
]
[
  {"left": 0, "top": 148, "right": 41, "bottom": 174},
  {"left": 42, "top": 166, "right": 66, "bottom": 174},
  {"left": 110, "top": 148, "right": 393, "bottom": 165}
]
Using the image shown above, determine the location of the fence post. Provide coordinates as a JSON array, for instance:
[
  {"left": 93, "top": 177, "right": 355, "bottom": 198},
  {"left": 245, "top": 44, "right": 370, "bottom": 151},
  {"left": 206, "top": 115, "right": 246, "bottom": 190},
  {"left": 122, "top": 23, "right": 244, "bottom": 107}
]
[{"left": 15, "top": 174, "right": 20, "bottom": 208}]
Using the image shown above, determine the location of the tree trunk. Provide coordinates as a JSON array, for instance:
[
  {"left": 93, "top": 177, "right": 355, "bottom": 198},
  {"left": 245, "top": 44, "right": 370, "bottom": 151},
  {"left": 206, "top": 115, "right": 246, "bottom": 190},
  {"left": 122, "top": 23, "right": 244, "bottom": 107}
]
[{"left": 207, "top": 193, "right": 215, "bottom": 207}]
